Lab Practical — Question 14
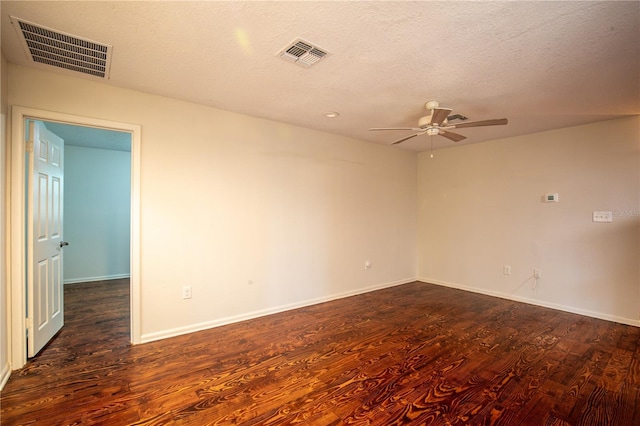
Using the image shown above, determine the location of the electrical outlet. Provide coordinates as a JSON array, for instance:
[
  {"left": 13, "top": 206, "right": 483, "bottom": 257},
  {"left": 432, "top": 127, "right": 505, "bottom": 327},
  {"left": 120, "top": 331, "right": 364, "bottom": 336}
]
[
  {"left": 182, "top": 286, "right": 192, "bottom": 299},
  {"left": 592, "top": 211, "right": 612, "bottom": 222},
  {"left": 534, "top": 268, "right": 542, "bottom": 279},
  {"left": 503, "top": 265, "right": 512, "bottom": 275},
  {"left": 364, "top": 260, "right": 371, "bottom": 270}
]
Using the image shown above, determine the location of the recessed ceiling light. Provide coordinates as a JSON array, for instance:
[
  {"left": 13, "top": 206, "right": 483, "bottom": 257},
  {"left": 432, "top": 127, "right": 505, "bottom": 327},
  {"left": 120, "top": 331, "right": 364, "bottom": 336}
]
[{"left": 324, "top": 112, "right": 340, "bottom": 118}]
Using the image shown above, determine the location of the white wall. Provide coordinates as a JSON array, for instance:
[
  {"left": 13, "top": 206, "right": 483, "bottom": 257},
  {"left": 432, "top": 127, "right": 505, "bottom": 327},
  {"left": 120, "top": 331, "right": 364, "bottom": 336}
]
[
  {"left": 8, "top": 64, "right": 418, "bottom": 341},
  {"left": 1, "top": 53, "right": 9, "bottom": 389},
  {"left": 63, "top": 145, "right": 131, "bottom": 284},
  {"left": 417, "top": 116, "right": 640, "bottom": 325}
]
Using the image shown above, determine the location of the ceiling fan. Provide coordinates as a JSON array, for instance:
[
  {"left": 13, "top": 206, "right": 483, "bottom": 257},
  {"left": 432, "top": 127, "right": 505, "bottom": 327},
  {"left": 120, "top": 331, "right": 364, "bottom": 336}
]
[{"left": 369, "top": 101, "right": 508, "bottom": 145}]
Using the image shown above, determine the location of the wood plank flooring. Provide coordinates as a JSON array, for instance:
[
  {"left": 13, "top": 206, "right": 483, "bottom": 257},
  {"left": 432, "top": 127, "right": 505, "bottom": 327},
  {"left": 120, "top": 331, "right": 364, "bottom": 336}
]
[{"left": 2, "top": 280, "right": 639, "bottom": 425}]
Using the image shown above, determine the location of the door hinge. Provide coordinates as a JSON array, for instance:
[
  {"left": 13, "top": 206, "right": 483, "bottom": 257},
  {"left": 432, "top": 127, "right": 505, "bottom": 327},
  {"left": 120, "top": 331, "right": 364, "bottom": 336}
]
[
  {"left": 26, "top": 141, "right": 34, "bottom": 153},
  {"left": 26, "top": 317, "right": 33, "bottom": 329}
]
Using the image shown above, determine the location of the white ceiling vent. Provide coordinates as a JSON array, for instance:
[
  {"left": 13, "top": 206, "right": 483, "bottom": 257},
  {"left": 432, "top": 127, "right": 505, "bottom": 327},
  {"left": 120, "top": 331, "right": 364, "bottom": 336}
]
[
  {"left": 11, "top": 16, "right": 112, "bottom": 79},
  {"left": 278, "top": 38, "right": 329, "bottom": 68}
]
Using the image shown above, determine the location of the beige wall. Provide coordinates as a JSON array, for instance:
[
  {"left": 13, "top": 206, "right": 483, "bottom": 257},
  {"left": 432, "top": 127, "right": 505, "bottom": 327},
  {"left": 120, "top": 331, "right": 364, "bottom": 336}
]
[
  {"left": 4, "top": 60, "right": 638, "bottom": 384},
  {"left": 1, "top": 53, "right": 9, "bottom": 387},
  {"left": 418, "top": 116, "right": 640, "bottom": 324},
  {"left": 7, "top": 64, "right": 418, "bottom": 341}
]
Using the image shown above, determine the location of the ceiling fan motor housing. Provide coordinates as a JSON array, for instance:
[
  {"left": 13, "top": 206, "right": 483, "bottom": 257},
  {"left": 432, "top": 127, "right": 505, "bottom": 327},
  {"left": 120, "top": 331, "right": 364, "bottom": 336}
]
[
  {"left": 418, "top": 115, "right": 433, "bottom": 128},
  {"left": 425, "top": 100, "right": 440, "bottom": 110}
]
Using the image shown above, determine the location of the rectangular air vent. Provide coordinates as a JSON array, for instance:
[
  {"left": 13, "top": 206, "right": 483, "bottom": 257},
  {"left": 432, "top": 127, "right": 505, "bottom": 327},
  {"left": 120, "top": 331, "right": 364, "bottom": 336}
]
[
  {"left": 278, "top": 38, "right": 329, "bottom": 68},
  {"left": 11, "top": 16, "right": 112, "bottom": 79}
]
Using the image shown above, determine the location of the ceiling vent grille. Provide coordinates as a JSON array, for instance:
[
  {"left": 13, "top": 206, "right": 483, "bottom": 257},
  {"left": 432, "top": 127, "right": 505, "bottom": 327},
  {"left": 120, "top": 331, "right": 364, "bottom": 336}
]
[
  {"left": 278, "top": 38, "right": 329, "bottom": 68},
  {"left": 11, "top": 16, "right": 112, "bottom": 79}
]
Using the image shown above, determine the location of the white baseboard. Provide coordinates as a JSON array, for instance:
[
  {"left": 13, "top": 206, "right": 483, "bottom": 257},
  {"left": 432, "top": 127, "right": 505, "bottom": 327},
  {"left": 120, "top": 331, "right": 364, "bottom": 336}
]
[
  {"left": 141, "top": 277, "right": 416, "bottom": 344},
  {"left": 418, "top": 277, "right": 640, "bottom": 327},
  {"left": 0, "top": 361, "right": 11, "bottom": 391},
  {"left": 64, "top": 273, "right": 130, "bottom": 285}
]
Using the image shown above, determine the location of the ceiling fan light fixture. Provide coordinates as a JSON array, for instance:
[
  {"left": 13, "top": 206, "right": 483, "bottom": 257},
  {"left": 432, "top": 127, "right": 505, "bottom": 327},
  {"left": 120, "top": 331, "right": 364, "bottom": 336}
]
[{"left": 368, "top": 100, "right": 508, "bottom": 146}]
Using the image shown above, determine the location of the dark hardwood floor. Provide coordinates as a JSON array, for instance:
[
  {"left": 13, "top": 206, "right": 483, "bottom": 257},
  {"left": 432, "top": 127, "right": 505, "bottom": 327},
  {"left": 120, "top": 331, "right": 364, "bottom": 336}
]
[{"left": 1, "top": 280, "right": 639, "bottom": 425}]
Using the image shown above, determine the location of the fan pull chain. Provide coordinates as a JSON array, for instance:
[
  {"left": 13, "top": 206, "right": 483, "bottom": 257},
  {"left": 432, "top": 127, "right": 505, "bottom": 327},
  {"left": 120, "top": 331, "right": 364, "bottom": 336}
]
[{"left": 430, "top": 135, "right": 434, "bottom": 158}]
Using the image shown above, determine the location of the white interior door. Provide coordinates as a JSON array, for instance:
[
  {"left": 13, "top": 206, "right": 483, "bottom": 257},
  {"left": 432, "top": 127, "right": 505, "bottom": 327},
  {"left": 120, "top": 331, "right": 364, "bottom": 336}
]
[{"left": 27, "top": 121, "right": 65, "bottom": 357}]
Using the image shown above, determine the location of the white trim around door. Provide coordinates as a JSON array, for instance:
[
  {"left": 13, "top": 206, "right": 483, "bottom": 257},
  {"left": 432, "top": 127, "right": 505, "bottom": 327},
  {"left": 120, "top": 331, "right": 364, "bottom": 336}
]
[{"left": 9, "top": 106, "right": 141, "bottom": 370}]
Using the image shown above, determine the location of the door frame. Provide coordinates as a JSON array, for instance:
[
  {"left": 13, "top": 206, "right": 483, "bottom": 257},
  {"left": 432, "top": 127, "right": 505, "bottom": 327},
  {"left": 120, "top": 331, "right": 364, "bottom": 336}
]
[{"left": 9, "top": 105, "right": 141, "bottom": 369}]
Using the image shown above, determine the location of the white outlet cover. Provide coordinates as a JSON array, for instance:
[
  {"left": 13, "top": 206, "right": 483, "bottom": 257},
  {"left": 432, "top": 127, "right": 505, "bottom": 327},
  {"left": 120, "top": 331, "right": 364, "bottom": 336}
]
[{"left": 592, "top": 211, "right": 613, "bottom": 222}]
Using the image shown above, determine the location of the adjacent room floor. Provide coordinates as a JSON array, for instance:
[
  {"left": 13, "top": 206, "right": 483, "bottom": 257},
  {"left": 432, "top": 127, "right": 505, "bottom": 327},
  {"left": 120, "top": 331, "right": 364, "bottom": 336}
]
[{"left": 1, "top": 279, "right": 639, "bottom": 425}]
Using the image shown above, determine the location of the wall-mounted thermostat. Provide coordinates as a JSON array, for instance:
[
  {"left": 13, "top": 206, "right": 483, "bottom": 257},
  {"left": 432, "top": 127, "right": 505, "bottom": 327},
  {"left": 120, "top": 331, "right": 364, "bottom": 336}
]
[{"left": 544, "top": 193, "right": 559, "bottom": 203}]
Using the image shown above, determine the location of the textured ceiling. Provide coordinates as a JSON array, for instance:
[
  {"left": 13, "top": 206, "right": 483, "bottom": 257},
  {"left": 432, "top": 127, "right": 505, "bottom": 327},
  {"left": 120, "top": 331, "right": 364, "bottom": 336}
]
[{"left": 2, "top": 1, "right": 639, "bottom": 152}]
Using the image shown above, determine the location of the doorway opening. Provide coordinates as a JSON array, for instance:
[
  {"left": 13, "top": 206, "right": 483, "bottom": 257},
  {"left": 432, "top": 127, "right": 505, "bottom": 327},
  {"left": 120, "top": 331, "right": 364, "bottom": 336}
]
[
  {"left": 30, "top": 120, "right": 131, "bottom": 356},
  {"left": 45, "top": 121, "right": 132, "bottom": 286},
  {"left": 10, "top": 106, "right": 141, "bottom": 370}
]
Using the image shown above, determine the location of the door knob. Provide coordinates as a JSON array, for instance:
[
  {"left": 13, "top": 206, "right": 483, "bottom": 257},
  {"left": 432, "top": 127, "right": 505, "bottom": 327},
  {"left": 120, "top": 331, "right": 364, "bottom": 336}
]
[{"left": 59, "top": 241, "right": 69, "bottom": 248}]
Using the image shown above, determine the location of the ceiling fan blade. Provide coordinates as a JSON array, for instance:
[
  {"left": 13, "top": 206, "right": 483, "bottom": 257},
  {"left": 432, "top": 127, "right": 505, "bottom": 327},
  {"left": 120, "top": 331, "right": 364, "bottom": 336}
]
[
  {"left": 391, "top": 133, "right": 420, "bottom": 145},
  {"left": 439, "top": 130, "right": 466, "bottom": 142},
  {"left": 429, "top": 108, "right": 452, "bottom": 126},
  {"left": 369, "top": 127, "right": 422, "bottom": 131},
  {"left": 452, "top": 118, "right": 508, "bottom": 129}
]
